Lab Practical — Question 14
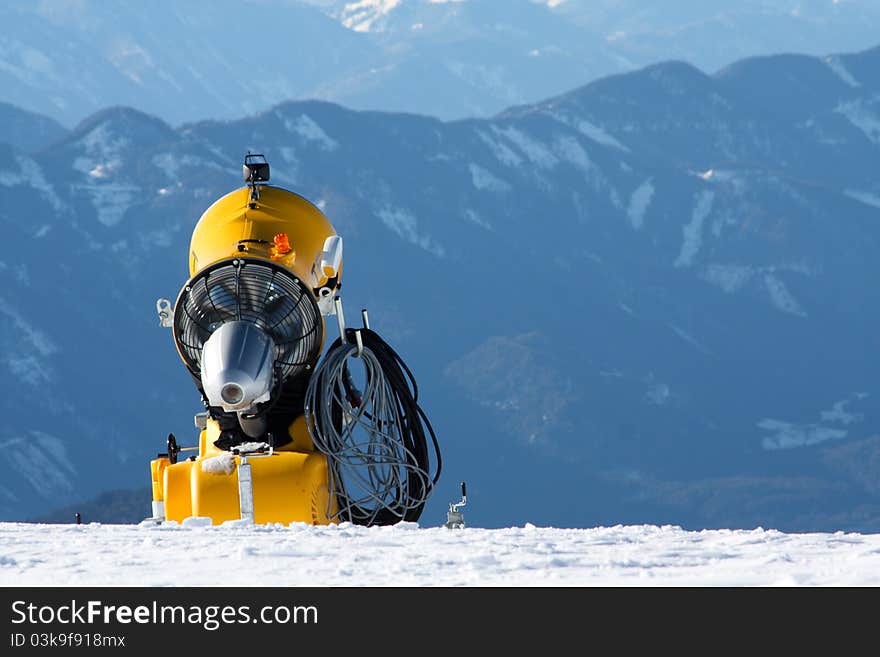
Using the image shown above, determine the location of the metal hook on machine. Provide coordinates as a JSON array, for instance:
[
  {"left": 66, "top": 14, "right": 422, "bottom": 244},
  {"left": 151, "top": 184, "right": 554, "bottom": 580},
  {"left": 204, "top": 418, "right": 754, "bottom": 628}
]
[{"left": 334, "top": 296, "right": 347, "bottom": 344}]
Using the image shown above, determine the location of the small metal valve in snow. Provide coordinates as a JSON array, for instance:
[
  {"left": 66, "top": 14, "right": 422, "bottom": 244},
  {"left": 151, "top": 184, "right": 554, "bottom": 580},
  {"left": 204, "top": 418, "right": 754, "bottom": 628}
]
[{"left": 445, "top": 481, "right": 467, "bottom": 529}]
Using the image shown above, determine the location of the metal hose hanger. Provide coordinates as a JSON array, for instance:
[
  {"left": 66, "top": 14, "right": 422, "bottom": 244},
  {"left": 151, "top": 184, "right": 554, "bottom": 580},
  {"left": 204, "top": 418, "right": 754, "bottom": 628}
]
[{"left": 305, "top": 328, "right": 442, "bottom": 526}]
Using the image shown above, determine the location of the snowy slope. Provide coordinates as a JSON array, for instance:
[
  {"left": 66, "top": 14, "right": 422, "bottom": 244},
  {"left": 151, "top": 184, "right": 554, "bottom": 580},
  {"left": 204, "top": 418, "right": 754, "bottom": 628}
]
[{"left": 2, "top": 521, "right": 880, "bottom": 586}]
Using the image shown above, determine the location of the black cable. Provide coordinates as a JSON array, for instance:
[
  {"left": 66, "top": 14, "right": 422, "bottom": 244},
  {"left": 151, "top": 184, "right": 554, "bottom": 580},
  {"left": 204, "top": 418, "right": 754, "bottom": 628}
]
[{"left": 305, "top": 327, "right": 442, "bottom": 526}]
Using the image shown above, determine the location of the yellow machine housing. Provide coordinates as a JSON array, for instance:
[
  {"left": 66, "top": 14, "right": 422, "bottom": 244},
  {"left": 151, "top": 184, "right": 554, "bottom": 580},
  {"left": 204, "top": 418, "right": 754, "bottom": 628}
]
[
  {"left": 152, "top": 182, "right": 342, "bottom": 526},
  {"left": 151, "top": 416, "right": 336, "bottom": 525},
  {"left": 186, "top": 184, "right": 341, "bottom": 287}
]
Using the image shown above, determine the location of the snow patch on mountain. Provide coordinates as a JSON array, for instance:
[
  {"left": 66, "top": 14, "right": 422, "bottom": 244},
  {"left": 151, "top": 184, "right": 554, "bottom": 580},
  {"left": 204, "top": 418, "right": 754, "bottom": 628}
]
[
  {"left": 573, "top": 118, "right": 629, "bottom": 152},
  {"left": 702, "top": 263, "right": 811, "bottom": 316},
  {"left": 469, "top": 163, "right": 510, "bottom": 192},
  {"left": 476, "top": 129, "right": 523, "bottom": 167},
  {"left": 844, "top": 189, "right": 880, "bottom": 208},
  {"left": 6, "top": 355, "right": 53, "bottom": 386},
  {"left": 494, "top": 126, "right": 558, "bottom": 169},
  {"left": 68, "top": 123, "right": 142, "bottom": 224},
  {"left": 445, "top": 60, "right": 520, "bottom": 103},
  {"left": 109, "top": 40, "right": 159, "bottom": 86},
  {"left": 73, "top": 123, "right": 130, "bottom": 172},
  {"left": 0, "top": 301, "right": 58, "bottom": 357},
  {"left": 339, "top": 0, "right": 401, "bottom": 32},
  {"left": 764, "top": 274, "right": 806, "bottom": 317},
  {"left": 758, "top": 419, "right": 846, "bottom": 450},
  {"left": 0, "top": 432, "right": 76, "bottom": 501},
  {"left": 285, "top": 114, "right": 339, "bottom": 152},
  {"left": 824, "top": 55, "right": 860, "bottom": 88},
  {"left": 702, "top": 264, "right": 753, "bottom": 293},
  {"left": 645, "top": 381, "right": 671, "bottom": 405},
  {"left": 152, "top": 153, "right": 224, "bottom": 180},
  {"left": 760, "top": 393, "right": 869, "bottom": 450},
  {"left": 674, "top": 190, "right": 714, "bottom": 268},
  {"left": 835, "top": 100, "right": 880, "bottom": 144},
  {"left": 627, "top": 178, "right": 654, "bottom": 230},
  {"left": 668, "top": 324, "right": 712, "bottom": 356},
  {"left": 274, "top": 147, "right": 301, "bottom": 184},
  {"left": 0, "top": 41, "right": 56, "bottom": 84},
  {"left": 462, "top": 208, "right": 492, "bottom": 230},
  {"left": 553, "top": 134, "right": 592, "bottom": 171},
  {"left": 821, "top": 399, "right": 864, "bottom": 425},
  {"left": 0, "top": 155, "right": 64, "bottom": 210},
  {"left": 697, "top": 168, "right": 740, "bottom": 185},
  {"left": 376, "top": 206, "right": 444, "bottom": 257},
  {"left": 75, "top": 181, "right": 139, "bottom": 227}
]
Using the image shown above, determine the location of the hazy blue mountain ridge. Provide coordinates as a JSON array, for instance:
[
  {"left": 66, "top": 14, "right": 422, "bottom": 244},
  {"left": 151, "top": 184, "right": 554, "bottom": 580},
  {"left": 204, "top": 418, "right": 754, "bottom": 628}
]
[{"left": 4, "top": 0, "right": 880, "bottom": 125}]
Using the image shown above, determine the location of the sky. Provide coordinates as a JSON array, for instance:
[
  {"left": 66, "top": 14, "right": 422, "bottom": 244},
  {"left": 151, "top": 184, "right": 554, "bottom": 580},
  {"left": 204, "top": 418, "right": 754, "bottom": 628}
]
[{"left": 3, "top": 520, "right": 880, "bottom": 586}]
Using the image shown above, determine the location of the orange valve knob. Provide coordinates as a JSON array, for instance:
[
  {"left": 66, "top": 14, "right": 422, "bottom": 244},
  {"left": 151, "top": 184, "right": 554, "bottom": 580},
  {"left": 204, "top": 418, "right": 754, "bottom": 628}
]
[{"left": 274, "top": 233, "right": 292, "bottom": 254}]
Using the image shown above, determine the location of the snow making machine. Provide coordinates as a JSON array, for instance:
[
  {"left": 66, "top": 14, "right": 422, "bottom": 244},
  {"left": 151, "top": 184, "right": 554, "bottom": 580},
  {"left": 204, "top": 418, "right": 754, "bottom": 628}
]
[{"left": 149, "top": 154, "right": 441, "bottom": 527}]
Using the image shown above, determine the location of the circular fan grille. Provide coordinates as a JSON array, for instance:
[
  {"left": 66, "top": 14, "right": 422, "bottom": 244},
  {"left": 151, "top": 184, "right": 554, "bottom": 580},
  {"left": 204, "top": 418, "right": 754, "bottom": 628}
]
[{"left": 173, "top": 258, "right": 323, "bottom": 382}]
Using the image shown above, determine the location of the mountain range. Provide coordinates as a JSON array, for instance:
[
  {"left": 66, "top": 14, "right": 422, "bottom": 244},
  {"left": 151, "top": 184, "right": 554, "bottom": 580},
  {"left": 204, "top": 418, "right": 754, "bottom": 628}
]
[
  {"left": 2, "top": 43, "right": 880, "bottom": 530},
  {"left": 3, "top": 0, "right": 880, "bottom": 126}
]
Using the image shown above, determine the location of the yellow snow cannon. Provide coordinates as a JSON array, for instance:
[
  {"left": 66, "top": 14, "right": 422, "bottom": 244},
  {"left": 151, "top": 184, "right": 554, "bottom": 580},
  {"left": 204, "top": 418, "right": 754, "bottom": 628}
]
[
  {"left": 150, "top": 153, "right": 344, "bottom": 526},
  {"left": 150, "top": 153, "right": 441, "bottom": 528}
]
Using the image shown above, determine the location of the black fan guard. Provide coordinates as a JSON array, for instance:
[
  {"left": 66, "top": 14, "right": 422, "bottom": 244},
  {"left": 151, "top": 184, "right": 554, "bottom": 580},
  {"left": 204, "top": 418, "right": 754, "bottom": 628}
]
[{"left": 173, "top": 258, "right": 323, "bottom": 384}]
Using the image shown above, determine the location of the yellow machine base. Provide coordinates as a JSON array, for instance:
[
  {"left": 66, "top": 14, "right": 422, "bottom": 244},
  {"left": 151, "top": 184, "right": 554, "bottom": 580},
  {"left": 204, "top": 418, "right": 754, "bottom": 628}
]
[{"left": 150, "top": 418, "right": 336, "bottom": 526}]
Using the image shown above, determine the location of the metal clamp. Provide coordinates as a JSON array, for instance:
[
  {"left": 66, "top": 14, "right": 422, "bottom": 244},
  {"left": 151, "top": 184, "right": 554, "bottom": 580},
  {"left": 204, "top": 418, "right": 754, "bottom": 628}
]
[{"left": 156, "top": 298, "right": 173, "bottom": 328}]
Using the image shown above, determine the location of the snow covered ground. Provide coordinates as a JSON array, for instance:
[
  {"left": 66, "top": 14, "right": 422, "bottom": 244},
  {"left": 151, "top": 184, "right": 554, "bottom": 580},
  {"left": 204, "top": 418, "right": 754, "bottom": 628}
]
[{"left": 3, "top": 521, "right": 880, "bottom": 586}]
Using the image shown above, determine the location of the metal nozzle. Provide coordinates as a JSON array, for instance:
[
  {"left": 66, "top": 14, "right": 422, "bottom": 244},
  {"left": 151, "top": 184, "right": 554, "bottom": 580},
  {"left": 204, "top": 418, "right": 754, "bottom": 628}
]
[{"left": 200, "top": 321, "right": 275, "bottom": 412}]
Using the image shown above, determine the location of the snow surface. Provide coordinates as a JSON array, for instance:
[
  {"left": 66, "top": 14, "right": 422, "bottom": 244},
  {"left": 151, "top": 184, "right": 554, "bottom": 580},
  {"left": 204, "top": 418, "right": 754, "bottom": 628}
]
[{"left": 3, "top": 521, "right": 880, "bottom": 586}]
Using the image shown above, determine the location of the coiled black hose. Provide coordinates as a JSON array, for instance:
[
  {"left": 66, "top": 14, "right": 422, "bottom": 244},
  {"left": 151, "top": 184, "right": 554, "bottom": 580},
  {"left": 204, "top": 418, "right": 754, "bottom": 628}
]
[{"left": 304, "top": 328, "right": 442, "bottom": 526}]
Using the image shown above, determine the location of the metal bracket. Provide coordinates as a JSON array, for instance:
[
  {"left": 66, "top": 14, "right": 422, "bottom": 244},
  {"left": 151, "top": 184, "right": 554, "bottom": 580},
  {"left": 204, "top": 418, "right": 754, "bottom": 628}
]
[
  {"left": 316, "top": 287, "right": 335, "bottom": 316},
  {"left": 334, "top": 296, "right": 347, "bottom": 344},
  {"left": 445, "top": 481, "right": 467, "bottom": 529},
  {"left": 156, "top": 298, "right": 173, "bottom": 328},
  {"left": 237, "top": 456, "right": 255, "bottom": 524}
]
